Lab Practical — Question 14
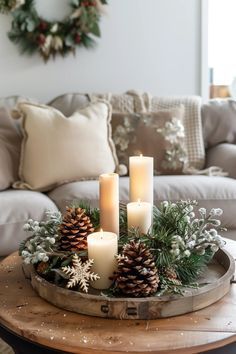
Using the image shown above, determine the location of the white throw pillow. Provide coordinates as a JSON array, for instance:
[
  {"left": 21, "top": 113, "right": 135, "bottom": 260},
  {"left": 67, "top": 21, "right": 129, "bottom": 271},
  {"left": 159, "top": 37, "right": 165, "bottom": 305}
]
[{"left": 13, "top": 100, "right": 118, "bottom": 191}]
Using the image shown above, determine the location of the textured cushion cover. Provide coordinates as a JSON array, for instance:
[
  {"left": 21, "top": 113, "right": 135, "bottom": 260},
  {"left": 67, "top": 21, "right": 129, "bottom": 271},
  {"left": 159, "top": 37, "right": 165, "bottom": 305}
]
[
  {"left": 0, "top": 190, "right": 57, "bottom": 256},
  {"left": 48, "top": 175, "right": 236, "bottom": 230},
  {"left": 0, "top": 108, "right": 21, "bottom": 190},
  {"left": 14, "top": 101, "right": 118, "bottom": 192},
  {"left": 112, "top": 106, "right": 186, "bottom": 175},
  {"left": 202, "top": 99, "right": 236, "bottom": 148},
  {"left": 151, "top": 96, "right": 204, "bottom": 170}
]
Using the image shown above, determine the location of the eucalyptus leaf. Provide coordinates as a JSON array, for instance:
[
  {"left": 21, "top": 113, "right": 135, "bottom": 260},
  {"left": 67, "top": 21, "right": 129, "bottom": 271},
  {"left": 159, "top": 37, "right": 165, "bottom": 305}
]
[
  {"left": 50, "top": 256, "right": 60, "bottom": 268},
  {"left": 80, "top": 9, "right": 88, "bottom": 25},
  {"left": 61, "top": 256, "right": 73, "bottom": 267},
  {"left": 20, "top": 22, "right": 26, "bottom": 31},
  {"left": 71, "top": 0, "right": 79, "bottom": 6},
  {"left": 90, "top": 22, "right": 101, "bottom": 37},
  {"left": 26, "top": 18, "right": 36, "bottom": 32},
  {"left": 51, "top": 268, "right": 70, "bottom": 280},
  {"left": 65, "top": 34, "right": 74, "bottom": 47}
]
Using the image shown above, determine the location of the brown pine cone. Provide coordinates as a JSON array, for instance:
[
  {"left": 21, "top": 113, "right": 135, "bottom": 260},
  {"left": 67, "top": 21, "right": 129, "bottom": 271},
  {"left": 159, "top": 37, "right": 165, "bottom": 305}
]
[
  {"left": 36, "top": 261, "right": 49, "bottom": 274},
  {"left": 165, "top": 267, "right": 178, "bottom": 280},
  {"left": 59, "top": 207, "right": 94, "bottom": 252},
  {"left": 113, "top": 241, "right": 159, "bottom": 297},
  {"left": 164, "top": 267, "right": 182, "bottom": 285}
]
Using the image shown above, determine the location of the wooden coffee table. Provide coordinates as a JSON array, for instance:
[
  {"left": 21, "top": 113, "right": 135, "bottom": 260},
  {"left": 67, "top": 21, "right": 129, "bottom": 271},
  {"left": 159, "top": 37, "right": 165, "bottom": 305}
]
[{"left": 0, "top": 239, "right": 236, "bottom": 354}]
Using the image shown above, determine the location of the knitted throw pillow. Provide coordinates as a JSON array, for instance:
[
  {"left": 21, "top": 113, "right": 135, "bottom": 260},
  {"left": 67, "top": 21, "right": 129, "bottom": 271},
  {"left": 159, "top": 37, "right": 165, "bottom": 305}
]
[
  {"left": 112, "top": 105, "right": 187, "bottom": 175},
  {"left": 13, "top": 101, "right": 118, "bottom": 192}
]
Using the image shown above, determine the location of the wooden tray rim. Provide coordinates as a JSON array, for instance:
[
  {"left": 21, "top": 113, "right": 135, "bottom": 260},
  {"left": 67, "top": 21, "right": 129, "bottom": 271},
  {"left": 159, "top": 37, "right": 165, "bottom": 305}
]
[{"left": 25, "top": 247, "right": 235, "bottom": 303}]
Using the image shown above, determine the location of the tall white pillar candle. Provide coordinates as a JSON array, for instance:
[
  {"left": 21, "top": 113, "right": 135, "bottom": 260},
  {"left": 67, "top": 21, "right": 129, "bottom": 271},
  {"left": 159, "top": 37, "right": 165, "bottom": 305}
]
[
  {"left": 127, "top": 201, "right": 152, "bottom": 234},
  {"left": 87, "top": 231, "right": 118, "bottom": 289},
  {"left": 129, "top": 156, "right": 154, "bottom": 205},
  {"left": 99, "top": 173, "right": 119, "bottom": 235}
]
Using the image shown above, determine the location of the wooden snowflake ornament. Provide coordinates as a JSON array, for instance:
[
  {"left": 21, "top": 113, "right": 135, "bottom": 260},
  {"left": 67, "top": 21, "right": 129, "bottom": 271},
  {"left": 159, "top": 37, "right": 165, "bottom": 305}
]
[{"left": 61, "top": 254, "right": 99, "bottom": 293}]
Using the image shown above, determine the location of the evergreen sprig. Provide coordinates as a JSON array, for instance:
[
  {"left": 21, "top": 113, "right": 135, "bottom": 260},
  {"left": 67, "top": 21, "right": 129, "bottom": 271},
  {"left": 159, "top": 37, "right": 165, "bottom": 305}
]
[
  {"left": 19, "top": 200, "right": 225, "bottom": 296},
  {"left": 71, "top": 200, "right": 100, "bottom": 230},
  {"left": 175, "top": 248, "right": 213, "bottom": 283}
]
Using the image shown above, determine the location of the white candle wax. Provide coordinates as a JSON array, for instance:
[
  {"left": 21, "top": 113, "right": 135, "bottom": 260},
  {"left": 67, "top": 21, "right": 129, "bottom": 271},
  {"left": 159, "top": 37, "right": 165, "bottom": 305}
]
[
  {"left": 87, "top": 231, "right": 118, "bottom": 289},
  {"left": 99, "top": 173, "right": 119, "bottom": 235},
  {"left": 127, "top": 201, "right": 152, "bottom": 234},
  {"left": 129, "top": 156, "right": 154, "bottom": 205}
]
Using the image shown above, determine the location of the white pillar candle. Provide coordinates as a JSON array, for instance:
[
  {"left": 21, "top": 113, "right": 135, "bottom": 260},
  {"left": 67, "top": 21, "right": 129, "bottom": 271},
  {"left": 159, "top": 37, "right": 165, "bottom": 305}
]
[
  {"left": 99, "top": 173, "right": 119, "bottom": 236},
  {"left": 127, "top": 201, "right": 152, "bottom": 234},
  {"left": 129, "top": 156, "right": 154, "bottom": 205},
  {"left": 87, "top": 231, "right": 118, "bottom": 289}
]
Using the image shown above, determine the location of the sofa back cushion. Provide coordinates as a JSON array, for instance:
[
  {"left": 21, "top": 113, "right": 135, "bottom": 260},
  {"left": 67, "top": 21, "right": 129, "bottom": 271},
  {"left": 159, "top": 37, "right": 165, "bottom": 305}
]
[
  {"left": 47, "top": 92, "right": 205, "bottom": 172},
  {"left": 202, "top": 99, "right": 236, "bottom": 148},
  {"left": 48, "top": 93, "right": 91, "bottom": 116},
  {"left": 0, "top": 107, "right": 21, "bottom": 190},
  {"left": 112, "top": 105, "right": 187, "bottom": 175},
  {"left": 91, "top": 93, "right": 205, "bottom": 171},
  {"left": 13, "top": 101, "right": 118, "bottom": 192}
]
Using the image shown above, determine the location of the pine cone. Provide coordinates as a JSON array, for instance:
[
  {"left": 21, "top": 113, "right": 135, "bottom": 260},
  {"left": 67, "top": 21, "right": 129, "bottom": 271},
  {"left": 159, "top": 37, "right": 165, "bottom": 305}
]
[
  {"left": 113, "top": 241, "right": 159, "bottom": 297},
  {"left": 36, "top": 261, "right": 49, "bottom": 274},
  {"left": 164, "top": 267, "right": 182, "bottom": 285},
  {"left": 165, "top": 267, "right": 178, "bottom": 280},
  {"left": 59, "top": 207, "right": 94, "bottom": 251}
]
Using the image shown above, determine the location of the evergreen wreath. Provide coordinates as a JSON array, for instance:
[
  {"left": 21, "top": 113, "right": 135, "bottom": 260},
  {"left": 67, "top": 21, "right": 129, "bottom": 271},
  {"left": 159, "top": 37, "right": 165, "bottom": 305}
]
[
  {"left": 19, "top": 200, "right": 226, "bottom": 296},
  {"left": 0, "top": 0, "right": 107, "bottom": 61}
]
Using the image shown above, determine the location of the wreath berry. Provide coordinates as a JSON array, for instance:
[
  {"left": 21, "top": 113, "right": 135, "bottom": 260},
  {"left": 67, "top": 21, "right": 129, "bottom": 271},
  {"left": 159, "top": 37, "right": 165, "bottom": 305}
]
[{"left": 0, "top": 0, "right": 107, "bottom": 61}]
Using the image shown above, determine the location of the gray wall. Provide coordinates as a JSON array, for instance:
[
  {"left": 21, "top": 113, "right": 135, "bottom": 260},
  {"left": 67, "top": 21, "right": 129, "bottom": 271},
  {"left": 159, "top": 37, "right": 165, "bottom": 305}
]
[{"left": 0, "top": 0, "right": 201, "bottom": 102}]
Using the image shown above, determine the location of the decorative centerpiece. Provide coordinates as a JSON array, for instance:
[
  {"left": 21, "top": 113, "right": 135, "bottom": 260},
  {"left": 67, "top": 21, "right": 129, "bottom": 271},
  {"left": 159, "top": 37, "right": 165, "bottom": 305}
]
[{"left": 19, "top": 155, "right": 234, "bottom": 319}]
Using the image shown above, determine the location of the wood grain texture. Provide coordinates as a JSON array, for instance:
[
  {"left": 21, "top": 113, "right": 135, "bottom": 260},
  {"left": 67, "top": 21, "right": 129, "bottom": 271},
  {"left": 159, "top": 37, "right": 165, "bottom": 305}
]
[
  {"left": 25, "top": 248, "right": 235, "bottom": 320},
  {"left": 0, "top": 239, "right": 235, "bottom": 354}
]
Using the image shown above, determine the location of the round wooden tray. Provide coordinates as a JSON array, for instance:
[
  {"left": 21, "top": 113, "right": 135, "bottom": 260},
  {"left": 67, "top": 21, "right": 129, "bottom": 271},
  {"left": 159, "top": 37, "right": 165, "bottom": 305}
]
[{"left": 23, "top": 248, "right": 235, "bottom": 320}]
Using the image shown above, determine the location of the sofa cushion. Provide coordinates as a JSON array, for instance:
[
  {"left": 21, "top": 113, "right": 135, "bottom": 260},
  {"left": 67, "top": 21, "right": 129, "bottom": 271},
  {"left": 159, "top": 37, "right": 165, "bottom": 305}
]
[
  {"left": 206, "top": 143, "right": 236, "bottom": 179},
  {"left": 0, "top": 108, "right": 21, "bottom": 190},
  {"left": 151, "top": 96, "right": 205, "bottom": 170},
  {"left": 112, "top": 106, "right": 187, "bottom": 175},
  {"left": 13, "top": 100, "right": 118, "bottom": 192},
  {"left": 48, "top": 175, "right": 236, "bottom": 230},
  {"left": 202, "top": 99, "right": 236, "bottom": 148},
  {"left": 48, "top": 92, "right": 205, "bottom": 172},
  {"left": 48, "top": 93, "right": 90, "bottom": 116},
  {"left": 0, "top": 190, "right": 58, "bottom": 256}
]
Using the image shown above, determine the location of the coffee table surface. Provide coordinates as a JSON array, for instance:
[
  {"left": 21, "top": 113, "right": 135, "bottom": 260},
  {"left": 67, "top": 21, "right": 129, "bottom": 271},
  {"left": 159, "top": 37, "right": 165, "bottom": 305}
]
[{"left": 0, "top": 239, "right": 236, "bottom": 354}]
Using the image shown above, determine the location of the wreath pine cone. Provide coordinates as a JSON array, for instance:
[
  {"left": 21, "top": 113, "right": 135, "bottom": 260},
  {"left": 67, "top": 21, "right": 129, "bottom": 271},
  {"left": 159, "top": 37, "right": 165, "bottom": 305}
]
[
  {"left": 113, "top": 241, "right": 159, "bottom": 297},
  {"left": 59, "top": 207, "right": 94, "bottom": 252}
]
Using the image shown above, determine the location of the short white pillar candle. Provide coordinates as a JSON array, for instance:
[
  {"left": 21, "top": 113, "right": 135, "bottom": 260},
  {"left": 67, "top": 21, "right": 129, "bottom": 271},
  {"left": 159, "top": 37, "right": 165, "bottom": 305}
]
[
  {"left": 99, "top": 173, "right": 119, "bottom": 236},
  {"left": 127, "top": 200, "right": 152, "bottom": 234},
  {"left": 129, "top": 155, "right": 154, "bottom": 205},
  {"left": 87, "top": 231, "right": 118, "bottom": 290}
]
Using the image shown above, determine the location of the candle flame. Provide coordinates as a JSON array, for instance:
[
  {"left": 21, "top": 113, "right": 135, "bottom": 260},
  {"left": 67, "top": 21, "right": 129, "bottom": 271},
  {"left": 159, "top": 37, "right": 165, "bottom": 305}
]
[
  {"left": 100, "top": 228, "right": 104, "bottom": 239},
  {"left": 139, "top": 153, "right": 143, "bottom": 157},
  {"left": 137, "top": 198, "right": 141, "bottom": 204}
]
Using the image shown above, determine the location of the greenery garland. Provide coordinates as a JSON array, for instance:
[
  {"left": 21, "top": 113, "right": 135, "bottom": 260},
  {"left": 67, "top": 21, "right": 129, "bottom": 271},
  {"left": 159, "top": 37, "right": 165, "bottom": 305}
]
[
  {"left": 0, "top": 0, "right": 107, "bottom": 61},
  {"left": 19, "top": 200, "right": 225, "bottom": 297}
]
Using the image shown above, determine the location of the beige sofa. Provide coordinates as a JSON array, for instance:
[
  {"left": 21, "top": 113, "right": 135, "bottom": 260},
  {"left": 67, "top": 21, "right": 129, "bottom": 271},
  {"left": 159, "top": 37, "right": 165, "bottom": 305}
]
[{"left": 1, "top": 93, "right": 236, "bottom": 256}]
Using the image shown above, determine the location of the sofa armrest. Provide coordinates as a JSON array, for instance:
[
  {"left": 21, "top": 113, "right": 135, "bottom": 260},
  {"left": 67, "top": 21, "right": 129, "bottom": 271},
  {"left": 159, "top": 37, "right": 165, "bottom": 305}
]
[{"left": 206, "top": 143, "right": 236, "bottom": 178}]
